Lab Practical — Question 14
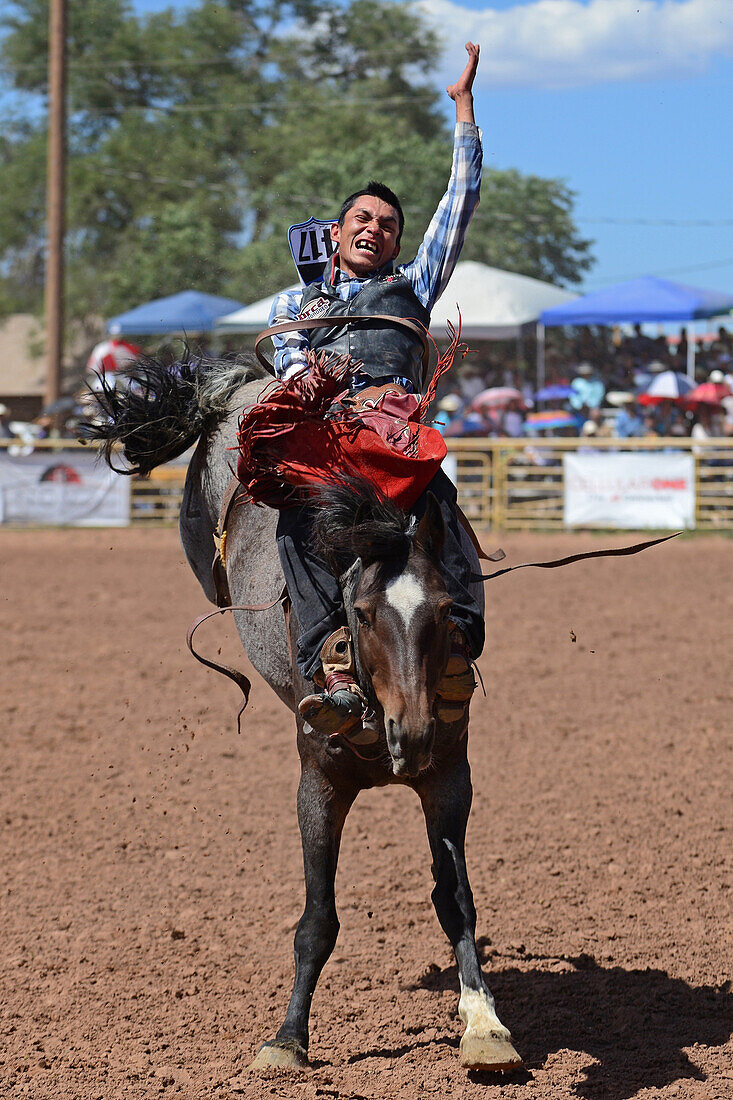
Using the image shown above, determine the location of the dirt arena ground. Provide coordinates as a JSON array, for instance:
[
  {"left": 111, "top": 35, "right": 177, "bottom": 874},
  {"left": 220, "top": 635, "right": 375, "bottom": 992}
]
[{"left": 2, "top": 527, "right": 731, "bottom": 1099}]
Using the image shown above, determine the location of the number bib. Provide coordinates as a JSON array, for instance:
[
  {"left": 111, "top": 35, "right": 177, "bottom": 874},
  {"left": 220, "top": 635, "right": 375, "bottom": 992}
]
[{"left": 288, "top": 217, "right": 337, "bottom": 285}]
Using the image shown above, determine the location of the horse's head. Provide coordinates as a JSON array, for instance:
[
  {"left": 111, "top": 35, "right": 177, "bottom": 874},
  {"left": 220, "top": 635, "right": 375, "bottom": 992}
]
[
  {"left": 312, "top": 482, "right": 453, "bottom": 777},
  {"left": 353, "top": 495, "right": 452, "bottom": 776}
]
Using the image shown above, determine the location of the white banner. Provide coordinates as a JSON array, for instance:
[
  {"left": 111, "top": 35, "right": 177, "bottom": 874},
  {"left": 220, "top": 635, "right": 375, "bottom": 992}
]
[
  {"left": 0, "top": 450, "right": 130, "bottom": 526},
  {"left": 563, "top": 452, "right": 695, "bottom": 529}
]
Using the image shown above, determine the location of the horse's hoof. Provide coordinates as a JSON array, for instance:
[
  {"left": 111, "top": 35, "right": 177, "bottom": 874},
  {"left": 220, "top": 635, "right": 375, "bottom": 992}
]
[
  {"left": 249, "top": 1038, "right": 309, "bottom": 1071},
  {"left": 460, "top": 1033, "right": 523, "bottom": 1072}
]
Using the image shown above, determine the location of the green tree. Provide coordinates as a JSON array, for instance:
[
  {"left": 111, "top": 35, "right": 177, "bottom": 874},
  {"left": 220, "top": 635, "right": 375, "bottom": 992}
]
[
  {"left": 0, "top": 0, "right": 593, "bottom": 332},
  {"left": 465, "top": 169, "right": 593, "bottom": 285}
]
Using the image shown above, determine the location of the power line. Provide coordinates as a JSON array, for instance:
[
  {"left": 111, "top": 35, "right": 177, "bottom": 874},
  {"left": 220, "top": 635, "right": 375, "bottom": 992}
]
[
  {"left": 577, "top": 216, "right": 733, "bottom": 228},
  {"left": 589, "top": 256, "right": 733, "bottom": 286},
  {"left": 9, "top": 56, "right": 249, "bottom": 71},
  {"left": 65, "top": 90, "right": 436, "bottom": 113},
  {"left": 96, "top": 166, "right": 232, "bottom": 193},
  {"left": 8, "top": 45, "right": 441, "bottom": 72},
  {"left": 91, "top": 168, "right": 733, "bottom": 228}
]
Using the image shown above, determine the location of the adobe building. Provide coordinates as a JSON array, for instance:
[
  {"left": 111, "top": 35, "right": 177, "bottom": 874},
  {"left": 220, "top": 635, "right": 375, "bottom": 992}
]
[{"left": 0, "top": 315, "right": 46, "bottom": 422}]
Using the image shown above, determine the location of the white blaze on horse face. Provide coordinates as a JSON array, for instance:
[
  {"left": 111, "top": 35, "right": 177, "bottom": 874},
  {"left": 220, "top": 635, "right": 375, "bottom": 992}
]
[
  {"left": 458, "top": 980, "right": 512, "bottom": 1042},
  {"left": 385, "top": 572, "right": 428, "bottom": 632}
]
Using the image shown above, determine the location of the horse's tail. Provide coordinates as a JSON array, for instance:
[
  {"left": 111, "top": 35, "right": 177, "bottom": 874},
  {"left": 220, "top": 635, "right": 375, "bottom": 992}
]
[{"left": 83, "top": 351, "right": 272, "bottom": 476}]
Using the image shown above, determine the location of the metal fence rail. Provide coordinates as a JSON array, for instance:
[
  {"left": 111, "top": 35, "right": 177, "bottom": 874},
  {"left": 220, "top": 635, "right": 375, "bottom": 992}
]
[
  {"left": 3, "top": 437, "right": 733, "bottom": 530},
  {"left": 446, "top": 437, "right": 733, "bottom": 532},
  {"left": 130, "top": 463, "right": 188, "bottom": 524}
]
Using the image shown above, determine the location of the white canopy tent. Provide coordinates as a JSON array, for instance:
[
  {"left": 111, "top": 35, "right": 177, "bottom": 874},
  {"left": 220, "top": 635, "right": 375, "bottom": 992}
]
[
  {"left": 429, "top": 261, "right": 576, "bottom": 340},
  {"left": 214, "top": 261, "right": 577, "bottom": 341}
]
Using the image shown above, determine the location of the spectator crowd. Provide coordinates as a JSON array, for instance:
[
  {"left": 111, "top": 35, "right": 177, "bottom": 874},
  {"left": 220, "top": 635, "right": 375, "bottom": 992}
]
[
  {"left": 2, "top": 324, "right": 733, "bottom": 451},
  {"left": 432, "top": 324, "right": 733, "bottom": 442}
]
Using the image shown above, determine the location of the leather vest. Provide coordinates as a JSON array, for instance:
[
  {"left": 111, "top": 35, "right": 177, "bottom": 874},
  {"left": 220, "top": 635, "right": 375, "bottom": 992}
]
[{"left": 299, "top": 272, "right": 431, "bottom": 391}]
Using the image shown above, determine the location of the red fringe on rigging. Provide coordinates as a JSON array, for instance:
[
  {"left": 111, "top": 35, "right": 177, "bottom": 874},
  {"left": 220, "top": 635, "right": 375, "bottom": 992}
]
[{"left": 235, "top": 317, "right": 468, "bottom": 512}]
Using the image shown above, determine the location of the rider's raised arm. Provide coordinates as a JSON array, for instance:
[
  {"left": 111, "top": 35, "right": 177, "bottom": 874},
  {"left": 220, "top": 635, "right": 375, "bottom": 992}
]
[{"left": 400, "top": 42, "right": 482, "bottom": 313}]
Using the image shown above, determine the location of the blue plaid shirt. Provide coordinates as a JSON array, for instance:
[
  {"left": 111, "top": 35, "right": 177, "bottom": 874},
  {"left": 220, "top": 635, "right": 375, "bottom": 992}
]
[{"left": 269, "top": 122, "right": 483, "bottom": 381}]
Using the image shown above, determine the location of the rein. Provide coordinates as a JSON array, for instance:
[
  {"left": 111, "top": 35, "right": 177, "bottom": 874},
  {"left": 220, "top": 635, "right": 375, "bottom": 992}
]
[
  {"left": 192, "top": 485, "right": 679, "bottom": 740},
  {"left": 254, "top": 315, "right": 431, "bottom": 383},
  {"left": 187, "top": 595, "right": 287, "bottom": 734},
  {"left": 186, "top": 474, "right": 288, "bottom": 731},
  {"left": 470, "top": 531, "right": 679, "bottom": 582}
]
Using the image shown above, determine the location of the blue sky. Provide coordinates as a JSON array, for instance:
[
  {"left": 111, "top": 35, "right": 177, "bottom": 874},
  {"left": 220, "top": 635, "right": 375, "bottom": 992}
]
[
  {"left": 418, "top": 0, "right": 733, "bottom": 296},
  {"left": 9, "top": 0, "right": 733, "bottom": 300},
  {"left": 130, "top": 0, "right": 732, "bottom": 297}
]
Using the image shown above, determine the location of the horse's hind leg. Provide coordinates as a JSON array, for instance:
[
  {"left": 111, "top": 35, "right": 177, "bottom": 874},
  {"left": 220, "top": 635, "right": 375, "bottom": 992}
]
[
  {"left": 250, "top": 762, "right": 356, "bottom": 1070},
  {"left": 418, "top": 754, "right": 522, "bottom": 1072}
]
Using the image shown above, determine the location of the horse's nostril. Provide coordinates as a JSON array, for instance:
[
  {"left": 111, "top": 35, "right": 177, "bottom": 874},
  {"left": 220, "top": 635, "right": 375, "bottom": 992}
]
[{"left": 386, "top": 714, "right": 435, "bottom": 777}]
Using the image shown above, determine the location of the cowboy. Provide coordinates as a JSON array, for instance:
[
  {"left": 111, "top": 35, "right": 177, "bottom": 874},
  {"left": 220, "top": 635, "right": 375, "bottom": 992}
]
[{"left": 269, "top": 42, "right": 484, "bottom": 738}]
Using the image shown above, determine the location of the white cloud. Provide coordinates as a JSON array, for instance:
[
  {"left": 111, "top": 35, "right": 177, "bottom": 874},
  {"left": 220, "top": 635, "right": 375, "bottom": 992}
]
[{"left": 416, "top": 0, "right": 733, "bottom": 88}]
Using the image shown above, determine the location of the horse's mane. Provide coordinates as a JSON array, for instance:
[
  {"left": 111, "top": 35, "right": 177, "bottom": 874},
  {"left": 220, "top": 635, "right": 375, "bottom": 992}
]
[{"left": 310, "top": 478, "right": 417, "bottom": 575}]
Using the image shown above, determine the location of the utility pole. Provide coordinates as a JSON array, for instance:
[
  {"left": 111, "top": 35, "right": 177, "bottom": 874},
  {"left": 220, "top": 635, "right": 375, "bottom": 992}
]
[{"left": 44, "top": 0, "right": 67, "bottom": 408}]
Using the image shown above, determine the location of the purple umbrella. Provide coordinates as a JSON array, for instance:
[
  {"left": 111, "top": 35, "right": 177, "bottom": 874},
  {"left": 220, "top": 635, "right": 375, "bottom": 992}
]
[
  {"left": 534, "top": 383, "right": 573, "bottom": 401},
  {"left": 523, "top": 410, "right": 581, "bottom": 433}
]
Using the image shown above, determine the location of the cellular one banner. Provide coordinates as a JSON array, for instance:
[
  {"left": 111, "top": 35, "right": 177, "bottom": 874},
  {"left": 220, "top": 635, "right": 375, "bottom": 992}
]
[{"left": 563, "top": 452, "right": 695, "bottom": 529}]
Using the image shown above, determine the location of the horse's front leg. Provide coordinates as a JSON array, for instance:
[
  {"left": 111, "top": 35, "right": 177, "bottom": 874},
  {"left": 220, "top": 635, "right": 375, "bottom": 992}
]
[
  {"left": 418, "top": 752, "right": 522, "bottom": 1072},
  {"left": 250, "top": 760, "right": 356, "bottom": 1070}
]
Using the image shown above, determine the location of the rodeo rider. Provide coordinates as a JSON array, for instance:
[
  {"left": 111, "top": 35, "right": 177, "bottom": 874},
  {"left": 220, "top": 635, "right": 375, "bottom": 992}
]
[{"left": 269, "top": 42, "right": 485, "bottom": 740}]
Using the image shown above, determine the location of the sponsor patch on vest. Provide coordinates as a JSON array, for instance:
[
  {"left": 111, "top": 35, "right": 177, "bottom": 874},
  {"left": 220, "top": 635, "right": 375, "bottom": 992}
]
[{"left": 298, "top": 296, "right": 331, "bottom": 321}]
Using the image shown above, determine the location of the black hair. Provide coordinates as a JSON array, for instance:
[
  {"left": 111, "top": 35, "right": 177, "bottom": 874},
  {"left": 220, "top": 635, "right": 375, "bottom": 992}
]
[
  {"left": 310, "top": 476, "right": 414, "bottom": 574},
  {"left": 338, "top": 181, "right": 404, "bottom": 244}
]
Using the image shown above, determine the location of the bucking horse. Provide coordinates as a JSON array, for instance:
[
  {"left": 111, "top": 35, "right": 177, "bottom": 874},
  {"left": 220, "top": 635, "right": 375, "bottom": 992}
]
[{"left": 88, "top": 351, "right": 524, "bottom": 1074}]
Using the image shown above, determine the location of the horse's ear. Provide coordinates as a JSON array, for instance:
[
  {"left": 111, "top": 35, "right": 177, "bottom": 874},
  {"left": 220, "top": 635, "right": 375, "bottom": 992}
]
[
  {"left": 340, "top": 556, "right": 364, "bottom": 602},
  {"left": 414, "top": 492, "right": 445, "bottom": 564},
  {"left": 340, "top": 557, "right": 367, "bottom": 686}
]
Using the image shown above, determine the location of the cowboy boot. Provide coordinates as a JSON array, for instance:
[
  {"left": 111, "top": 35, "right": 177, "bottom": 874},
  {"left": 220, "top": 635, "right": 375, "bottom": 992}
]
[
  {"left": 435, "top": 622, "right": 476, "bottom": 723},
  {"left": 299, "top": 626, "right": 368, "bottom": 737}
]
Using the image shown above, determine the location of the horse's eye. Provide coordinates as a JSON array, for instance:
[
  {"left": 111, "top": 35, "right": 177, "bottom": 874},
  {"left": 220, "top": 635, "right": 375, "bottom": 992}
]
[
  {"left": 437, "top": 598, "right": 453, "bottom": 623},
  {"left": 354, "top": 606, "right": 370, "bottom": 627}
]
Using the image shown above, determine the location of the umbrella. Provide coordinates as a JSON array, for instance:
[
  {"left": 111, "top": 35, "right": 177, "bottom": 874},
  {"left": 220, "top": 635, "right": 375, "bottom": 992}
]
[
  {"left": 534, "top": 383, "right": 573, "bottom": 401},
  {"left": 470, "top": 387, "right": 525, "bottom": 411},
  {"left": 637, "top": 370, "right": 695, "bottom": 405},
  {"left": 523, "top": 410, "right": 581, "bottom": 433},
  {"left": 681, "top": 380, "right": 732, "bottom": 409},
  {"left": 87, "top": 339, "right": 141, "bottom": 374}
]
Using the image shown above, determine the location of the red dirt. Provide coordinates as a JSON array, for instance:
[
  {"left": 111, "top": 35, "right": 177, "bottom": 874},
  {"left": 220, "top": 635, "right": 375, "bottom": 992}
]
[{"left": 2, "top": 527, "right": 731, "bottom": 1100}]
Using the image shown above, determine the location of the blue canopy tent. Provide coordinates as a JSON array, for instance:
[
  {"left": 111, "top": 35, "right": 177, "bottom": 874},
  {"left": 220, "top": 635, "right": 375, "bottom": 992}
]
[
  {"left": 107, "top": 291, "right": 246, "bottom": 336},
  {"left": 537, "top": 276, "right": 733, "bottom": 384}
]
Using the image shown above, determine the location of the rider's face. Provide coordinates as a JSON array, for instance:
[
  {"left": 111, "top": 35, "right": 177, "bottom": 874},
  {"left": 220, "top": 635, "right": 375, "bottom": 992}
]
[{"left": 331, "top": 196, "right": 401, "bottom": 278}]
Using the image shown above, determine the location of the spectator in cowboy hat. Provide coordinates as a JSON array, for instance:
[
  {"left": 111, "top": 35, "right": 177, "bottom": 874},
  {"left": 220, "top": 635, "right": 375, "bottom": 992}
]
[{"left": 434, "top": 392, "right": 463, "bottom": 435}]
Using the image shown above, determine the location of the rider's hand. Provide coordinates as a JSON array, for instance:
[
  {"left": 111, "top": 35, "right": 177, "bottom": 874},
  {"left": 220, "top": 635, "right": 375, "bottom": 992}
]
[{"left": 446, "top": 42, "right": 480, "bottom": 103}]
